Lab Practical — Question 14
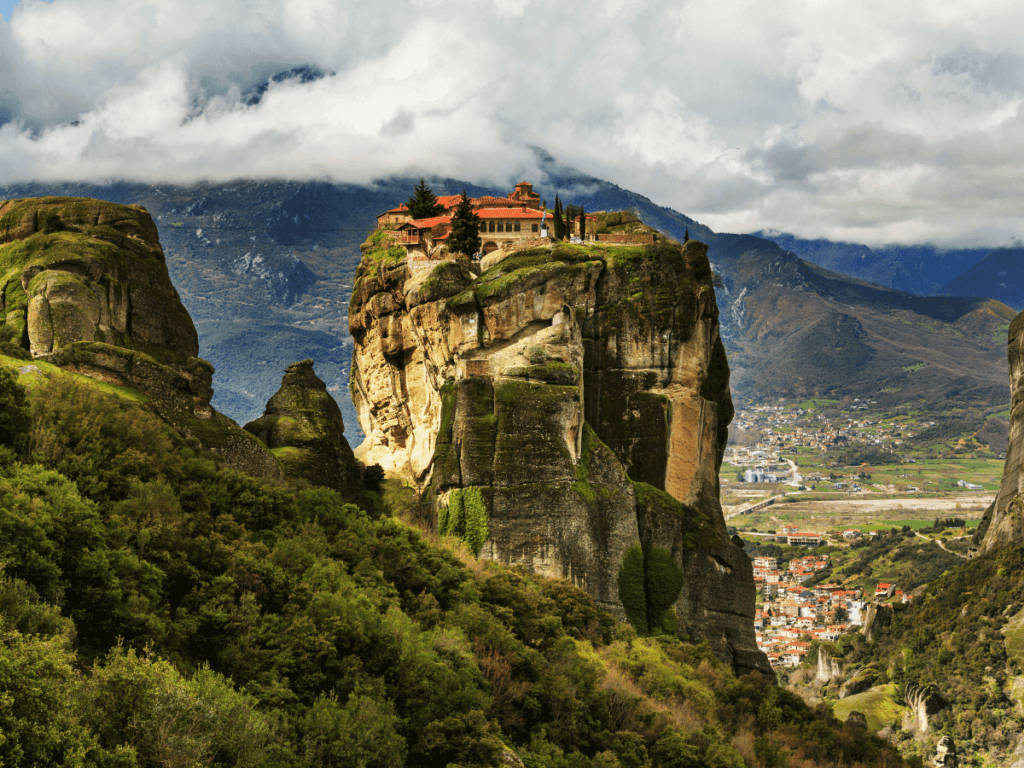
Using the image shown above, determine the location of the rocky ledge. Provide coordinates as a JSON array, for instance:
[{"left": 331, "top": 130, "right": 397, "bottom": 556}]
[{"left": 348, "top": 235, "right": 770, "bottom": 676}]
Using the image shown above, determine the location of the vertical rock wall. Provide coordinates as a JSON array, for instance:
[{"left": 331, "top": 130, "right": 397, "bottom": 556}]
[
  {"left": 349, "top": 238, "right": 770, "bottom": 676},
  {"left": 976, "top": 310, "right": 1024, "bottom": 553}
]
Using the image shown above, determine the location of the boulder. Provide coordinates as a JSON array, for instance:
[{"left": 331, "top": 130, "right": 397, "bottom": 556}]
[
  {"left": 904, "top": 683, "right": 945, "bottom": 734},
  {"left": 845, "top": 711, "right": 868, "bottom": 730},
  {"left": 839, "top": 668, "right": 876, "bottom": 699},
  {"left": 0, "top": 197, "right": 197, "bottom": 361},
  {"left": 862, "top": 603, "right": 894, "bottom": 642}
]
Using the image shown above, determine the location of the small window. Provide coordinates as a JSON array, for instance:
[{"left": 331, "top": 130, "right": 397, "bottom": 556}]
[
  {"left": 479, "top": 222, "right": 486, "bottom": 232},
  {"left": 532, "top": 224, "right": 538, "bottom": 233},
  {"left": 489, "top": 221, "right": 495, "bottom": 233},
  {"left": 514, "top": 222, "right": 521, "bottom": 232}
]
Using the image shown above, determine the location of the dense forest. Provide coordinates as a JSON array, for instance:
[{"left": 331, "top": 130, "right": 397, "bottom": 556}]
[{"left": 0, "top": 361, "right": 907, "bottom": 767}]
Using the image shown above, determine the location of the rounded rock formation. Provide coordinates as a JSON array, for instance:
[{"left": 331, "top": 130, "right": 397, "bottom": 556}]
[
  {"left": 245, "top": 360, "right": 362, "bottom": 494},
  {"left": 0, "top": 197, "right": 198, "bottom": 361}
]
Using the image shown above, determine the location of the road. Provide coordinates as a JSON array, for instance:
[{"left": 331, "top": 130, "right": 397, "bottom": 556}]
[
  {"left": 915, "top": 530, "right": 970, "bottom": 559},
  {"left": 784, "top": 457, "right": 802, "bottom": 487}
]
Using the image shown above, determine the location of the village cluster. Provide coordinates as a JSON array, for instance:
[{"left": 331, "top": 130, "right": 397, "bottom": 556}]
[
  {"left": 730, "top": 402, "right": 916, "bottom": 463},
  {"left": 752, "top": 552, "right": 910, "bottom": 667}
]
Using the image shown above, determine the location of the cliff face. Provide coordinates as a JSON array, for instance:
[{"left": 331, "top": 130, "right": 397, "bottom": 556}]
[
  {"left": 349, "top": 239, "right": 769, "bottom": 676},
  {"left": 0, "top": 197, "right": 279, "bottom": 479},
  {"left": 975, "top": 310, "right": 1024, "bottom": 553}
]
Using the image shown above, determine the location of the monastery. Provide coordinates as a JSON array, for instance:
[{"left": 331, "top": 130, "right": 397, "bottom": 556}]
[
  {"left": 376, "top": 182, "right": 599, "bottom": 257},
  {"left": 376, "top": 181, "right": 652, "bottom": 259}
]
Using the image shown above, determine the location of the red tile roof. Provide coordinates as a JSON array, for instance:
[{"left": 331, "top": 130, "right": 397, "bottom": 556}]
[
  {"left": 406, "top": 216, "right": 453, "bottom": 229},
  {"left": 472, "top": 196, "right": 522, "bottom": 207},
  {"left": 475, "top": 207, "right": 545, "bottom": 219}
]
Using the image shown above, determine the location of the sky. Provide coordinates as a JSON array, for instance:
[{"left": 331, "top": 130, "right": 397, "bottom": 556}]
[{"left": 2, "top": 0, "right": 1024, "bottom": 247}]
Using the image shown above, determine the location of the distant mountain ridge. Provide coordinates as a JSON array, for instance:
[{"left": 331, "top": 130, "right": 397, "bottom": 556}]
[
  {"left": 1, "top": 156, "right": 1013, "bottom": 434},
  {"left": 937, "top": 247, "right": 1024, "bottom": 310},
  {"left": 754, "top": 231, "right": 992, "bottom": 296}
]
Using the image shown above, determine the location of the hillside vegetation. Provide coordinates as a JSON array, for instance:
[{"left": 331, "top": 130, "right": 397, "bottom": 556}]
[
  {"left": 808, "top": 541, "right": 1024, "bottom": 766},
  {"left": 0, "top": 359, "right": 906, "bottom": 768}
]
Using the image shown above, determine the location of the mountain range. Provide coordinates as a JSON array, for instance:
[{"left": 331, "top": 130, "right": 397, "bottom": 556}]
[{"left": 1, "top": 155, "right": 1016, "bottom": 442}]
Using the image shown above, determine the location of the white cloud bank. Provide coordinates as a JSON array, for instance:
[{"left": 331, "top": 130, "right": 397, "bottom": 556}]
[{"left": 2, "top": 0, "right": 1024, "bottom": 246}]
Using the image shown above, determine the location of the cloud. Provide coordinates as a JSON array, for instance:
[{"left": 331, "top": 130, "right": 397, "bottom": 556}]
[{"left": 2, "top": 0, "right": 1024, "bottom": 245}]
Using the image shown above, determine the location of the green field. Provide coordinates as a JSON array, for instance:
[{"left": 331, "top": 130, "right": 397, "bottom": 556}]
[{"left": 832, "top": 685, "right": 906, "bottom": 733}]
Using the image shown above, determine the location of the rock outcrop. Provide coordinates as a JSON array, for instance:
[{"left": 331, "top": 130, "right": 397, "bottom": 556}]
[
  {"left": 861, "top": 603, "right": 894, "bottom": 642},
  {"left": 934, "top": 735, "right": 957, "bottom": 767},
  {"left": 244, "top": 360, "right": 362, "bottom": 493},
  {"left": 903, "top": 683, "right": 945, "bottom": 734},
  {"left": 815, "top": 647, "right": 843, "bottom": 685},
  {"left": 349, "top": 237, "right": 770, "bottom": 676},
  {"left": 0, "top": 197, "right": 279, "bottom": 478},
  {"left": 0, "top": 197, "right": 197, "bottom": 360},
  {"left": 975, "top": 310, "right": 1024, "bottom": 553}
]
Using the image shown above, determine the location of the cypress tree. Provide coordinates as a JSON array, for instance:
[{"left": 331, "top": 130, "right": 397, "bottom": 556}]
[
  {"left": 553, "top": 196, "right": 564, "bottom": 240},
  {"left": 407, "top": 178, "right": 445, "bottom": 220},
  {"left": 684, "top": 227, "right": 689, "bottom": 242},
  {"left": 448, "top": 191, "right": 482, "bottom": 257},
  {"left": 580, "top": 206, "right": 586, "bottom": 241}
]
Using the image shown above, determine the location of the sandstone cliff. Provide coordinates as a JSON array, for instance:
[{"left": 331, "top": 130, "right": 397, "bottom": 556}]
[
  {"left": 349, "top": 237, "right": 770, "bottom": 676},
  {"left": 975, "top": 310, "right": 1024, "bottom": 553},
  {"left": 245, "top": 360, "right": 362, "bottom": 494},
  {"left": 0, "top": 197, "right": 279, "bottom": 478}
]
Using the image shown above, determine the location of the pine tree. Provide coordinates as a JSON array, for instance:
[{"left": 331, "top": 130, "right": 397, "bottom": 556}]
[
  {"left": 447, "top": 192, "right": 482, "bottom": 257},
  {"left": 406, "top": 178, "right": 445, "bottom": 220}
]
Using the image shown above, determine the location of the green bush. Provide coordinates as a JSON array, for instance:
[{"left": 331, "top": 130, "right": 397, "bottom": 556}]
[
  {"left": 0, "top": 367, "right": 30, "bottom": 454},
  {"left": 439, "top": 486, "right": 489, "bottom": 555}
]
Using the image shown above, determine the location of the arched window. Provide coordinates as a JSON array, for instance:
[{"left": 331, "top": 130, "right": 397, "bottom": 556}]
[
  {"left": 514, "top": 221, "right": 521, "bottom": 232},
  {"left": 489, "top": 221, "right": 495, "bottom": 232}
]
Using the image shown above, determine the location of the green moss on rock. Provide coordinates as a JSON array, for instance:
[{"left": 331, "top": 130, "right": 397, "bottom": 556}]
[
  {"left": 617, "top": 544, "right": 647, "bottom": 632},
  {"left": 505, "top": 361, "right": 579, "bottom": 385},
  {"left": 493, "top": 379, "right": 577, "bottom": 484},
  {"left": 616, "top": 541, "right": 684, "bottom": 636},
  {"left": 633, "top": 479, "right": 718, "bottom": 552},
  {"left": 0, "top": 197, "right": 198, "bottom": 365},
  {"left": 414, "top": 261, "right": 474, "bottom": 304},
  {"left": 439, "top": 486, "right": 489, "bottom": 556}
]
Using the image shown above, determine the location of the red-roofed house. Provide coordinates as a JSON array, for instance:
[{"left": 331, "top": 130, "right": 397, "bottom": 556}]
[{"left": 377, "top": 183, "right": 548, "bottom": 256}]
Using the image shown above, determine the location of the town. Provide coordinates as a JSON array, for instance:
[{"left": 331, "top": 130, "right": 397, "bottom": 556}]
[{"left": 752, "top": 551, "right": 910, "bottom": 667}]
